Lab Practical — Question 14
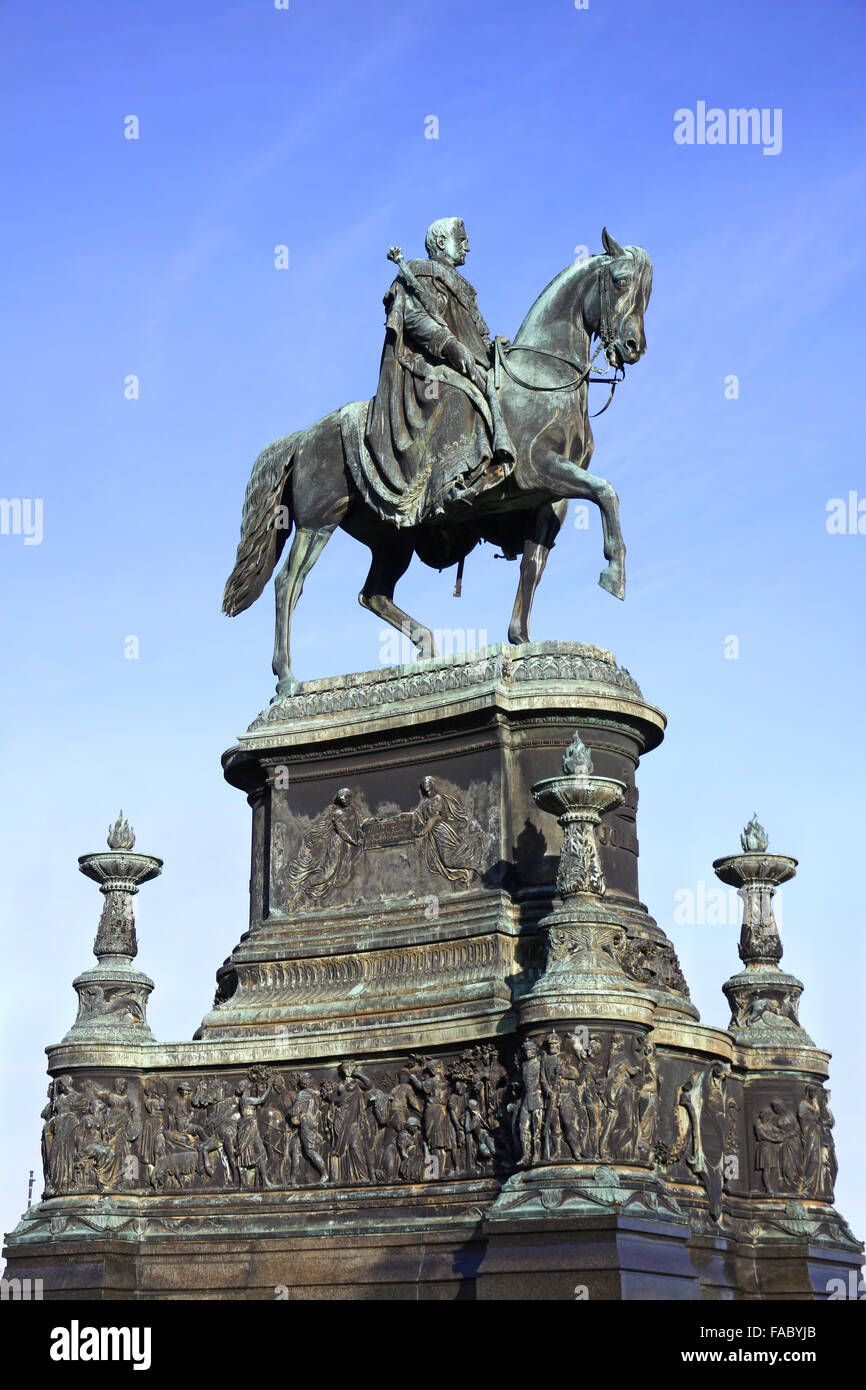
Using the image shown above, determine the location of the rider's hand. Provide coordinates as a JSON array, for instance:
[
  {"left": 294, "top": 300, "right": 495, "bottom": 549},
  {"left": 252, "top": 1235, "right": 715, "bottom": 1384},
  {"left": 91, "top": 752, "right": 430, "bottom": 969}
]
[{"left": 443, "top": 338, "right": 476, "bottom": 377}]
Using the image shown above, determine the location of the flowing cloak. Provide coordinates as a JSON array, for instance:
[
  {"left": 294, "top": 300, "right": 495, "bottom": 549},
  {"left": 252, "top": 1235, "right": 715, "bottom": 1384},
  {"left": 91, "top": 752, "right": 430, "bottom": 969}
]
[
  {"left": 797, "top": 1095, "right": 822, "bottom": 1196},
  {"left": 777, "top": 1109, "right": 803, "bottom": 1188},
  {"left": 287, "top": 801, "right": 361, "bottom": 904},
  {"left": 45, "top": 1090, "right": 86, "bottom": 1193},
  {"left": 413, "top": 786, "right": 489, "bottom": 885},
  {"left": 345, "top": 259, "right": 514, "bottom": 530}
]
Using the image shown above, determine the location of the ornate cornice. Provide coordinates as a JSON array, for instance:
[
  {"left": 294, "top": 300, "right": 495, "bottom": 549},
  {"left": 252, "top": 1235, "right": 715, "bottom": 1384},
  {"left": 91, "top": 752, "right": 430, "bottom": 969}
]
[{"left": 245, "top": 642, "right": 645, "bottom": 734}]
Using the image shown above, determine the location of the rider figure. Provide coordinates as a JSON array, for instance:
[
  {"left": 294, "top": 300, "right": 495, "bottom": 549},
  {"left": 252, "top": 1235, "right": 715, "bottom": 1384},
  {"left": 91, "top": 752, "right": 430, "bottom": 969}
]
[
  {"left": 397, "top": 218, "right": 492, "bottom": 388},
  {"left": 365, "top": 217, "right": 514, "bottom": 527}
]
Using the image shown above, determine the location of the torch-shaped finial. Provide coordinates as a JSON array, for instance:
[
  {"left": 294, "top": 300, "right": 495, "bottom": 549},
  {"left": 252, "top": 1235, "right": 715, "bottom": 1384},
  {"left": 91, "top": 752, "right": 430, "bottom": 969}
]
[
  {"left": 533, "top": 731, "right": 624, "bottom": 898},
  {"left": 78, "top": 816, "right": 162, "bottom": 967},
  {"left": 63, "top": 815, "right": 163, "bottom": 1045},
  {"left": 561, "top": 731, "right": 594, "bottom": 777},
  {"left": 713, "top": 817, "right": 795, "bottom": 967},
  {"left": 740, "top": 813, "right": 768, "bottom": 853},
  {"left": 713, "top": 819, "right": 814, "bottom": 1048},
  {"left": 107, "top": 811, "right": 135, "bottom": 851}
]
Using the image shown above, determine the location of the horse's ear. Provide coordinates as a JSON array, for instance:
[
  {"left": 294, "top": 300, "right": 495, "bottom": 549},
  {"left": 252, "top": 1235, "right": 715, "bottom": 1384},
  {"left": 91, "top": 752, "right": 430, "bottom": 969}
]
[{"left": 601, "top": 227, "right": 625, "bottom": 257}]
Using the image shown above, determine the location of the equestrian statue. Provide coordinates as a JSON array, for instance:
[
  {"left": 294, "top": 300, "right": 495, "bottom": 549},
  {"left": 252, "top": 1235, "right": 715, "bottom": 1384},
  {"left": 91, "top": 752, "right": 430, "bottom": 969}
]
[{"left": 223, "top": 219, "right": 652, "bottom": 696}]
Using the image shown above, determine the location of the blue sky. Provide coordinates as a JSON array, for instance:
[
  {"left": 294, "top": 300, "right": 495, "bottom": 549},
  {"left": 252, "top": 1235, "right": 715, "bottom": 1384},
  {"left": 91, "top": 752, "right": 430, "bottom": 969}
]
[{"left": 2, "top": 0, "right": 865, "bottom": 1251}]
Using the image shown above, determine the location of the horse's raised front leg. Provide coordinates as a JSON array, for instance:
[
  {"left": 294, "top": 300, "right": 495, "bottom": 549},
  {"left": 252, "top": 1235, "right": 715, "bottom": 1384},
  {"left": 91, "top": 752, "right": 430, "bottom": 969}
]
[
  {"left": 594, "top": 476, "right": 626, "bottom": 600},
  {"left": 359, "top": 536, "right": 440, "bottom": 660},
  {"left": 272, "top": 525, "right": 336, "bottom": 697},
  {"left": 536, "top": 456, "right": 626, "bottom": 600},
  {"left": 507, "top": 501, "right": 569, "bottom": 645}
]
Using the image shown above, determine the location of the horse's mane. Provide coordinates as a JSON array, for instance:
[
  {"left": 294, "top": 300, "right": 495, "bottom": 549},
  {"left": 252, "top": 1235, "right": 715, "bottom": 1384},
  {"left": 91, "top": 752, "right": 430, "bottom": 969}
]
[{"left": 513, "top": 257, "right": 592, "bottom": 342}]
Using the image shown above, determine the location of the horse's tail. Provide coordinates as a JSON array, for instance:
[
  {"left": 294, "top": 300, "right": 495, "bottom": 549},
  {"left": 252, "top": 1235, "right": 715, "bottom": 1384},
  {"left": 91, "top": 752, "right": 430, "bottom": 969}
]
[{"left": 222, "top": 430, "right": 302, "bottom": 616}]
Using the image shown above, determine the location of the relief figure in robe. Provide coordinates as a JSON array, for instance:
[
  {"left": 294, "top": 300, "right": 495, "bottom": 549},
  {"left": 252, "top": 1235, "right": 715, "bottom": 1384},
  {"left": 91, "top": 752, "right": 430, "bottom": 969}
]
[{"left": 412, "top": 776, "right": 488, "bottom": 886}]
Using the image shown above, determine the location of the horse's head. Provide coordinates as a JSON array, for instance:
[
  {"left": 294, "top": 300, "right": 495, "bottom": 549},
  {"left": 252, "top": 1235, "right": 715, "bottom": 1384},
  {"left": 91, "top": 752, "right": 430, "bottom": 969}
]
[
  {"left": 593, "top": 228, "right": 653, "bottom": 369},
  {"left": 511, "top": 230, "right": 653, "bottom": 374}
]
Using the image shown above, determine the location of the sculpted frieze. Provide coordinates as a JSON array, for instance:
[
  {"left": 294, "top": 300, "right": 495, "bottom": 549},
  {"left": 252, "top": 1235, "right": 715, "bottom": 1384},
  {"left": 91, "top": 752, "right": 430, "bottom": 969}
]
[
  {"left": 74, "top": 983, "right": 149, "bottom": 1028},
  {"left": 36, "top": 1050, "right": 841, "bottom": 1221},
  {"left": 662, "top": 1061, "right": 731, "bottom": 1220},
  {"left": 275, "top": 777, "right": 495, "bottom": 910},
  {"left": 513, "top": 1029, "right": 658, "bottom": 1169},
  {"left": 39, "top": 1047, "right": 513, "bottom": 1198},
  {"left": 619, "top": 938, "right": 690, "bottom": 998},
  {"left": 752, "top": 1087, "right": 837, "bottom": 1201}
]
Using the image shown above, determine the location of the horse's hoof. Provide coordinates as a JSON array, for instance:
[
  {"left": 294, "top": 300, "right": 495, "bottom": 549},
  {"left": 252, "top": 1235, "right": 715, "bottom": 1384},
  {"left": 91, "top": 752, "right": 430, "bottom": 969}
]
[
  {"left": 272, "top": 676, "right": 300, "bottom": 701},
  {"left": 598, "top": 567, "right": 625, "bottom": 601},
  {"left": 507, "top": 625, "right": 529, "bottom": 646},
  {"left": 411, "top": 631, "right": 439, "bottom": 661}
]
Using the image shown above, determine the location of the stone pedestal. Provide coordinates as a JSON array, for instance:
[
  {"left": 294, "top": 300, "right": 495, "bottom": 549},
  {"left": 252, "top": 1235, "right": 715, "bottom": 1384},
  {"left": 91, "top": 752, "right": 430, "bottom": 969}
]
[
  {"left": 3, "top": 646, "right": 862, "bottom": 1300},
  {"left": 195, "top": 641, "right": 687, "bottom": 1052}
]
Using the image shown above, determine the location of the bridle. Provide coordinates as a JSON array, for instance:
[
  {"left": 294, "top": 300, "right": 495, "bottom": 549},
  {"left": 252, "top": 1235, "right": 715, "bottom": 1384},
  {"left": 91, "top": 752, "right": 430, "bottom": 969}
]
[{"left": 494, "top": 257, "right": 627, "bottom": 418}]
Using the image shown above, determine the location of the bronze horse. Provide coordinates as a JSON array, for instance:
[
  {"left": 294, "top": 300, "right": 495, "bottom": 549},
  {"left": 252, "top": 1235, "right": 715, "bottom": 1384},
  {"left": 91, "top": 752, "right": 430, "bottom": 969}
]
[{"left": 223, "top": 229, "right": 652, "bottom": 696}]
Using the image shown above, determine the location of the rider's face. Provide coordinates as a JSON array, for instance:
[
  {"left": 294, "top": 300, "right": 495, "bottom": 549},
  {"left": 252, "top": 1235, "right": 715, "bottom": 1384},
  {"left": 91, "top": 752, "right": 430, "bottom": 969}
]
[{"left": 441, "top": 223, "right": 469, "bottom": 266}]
